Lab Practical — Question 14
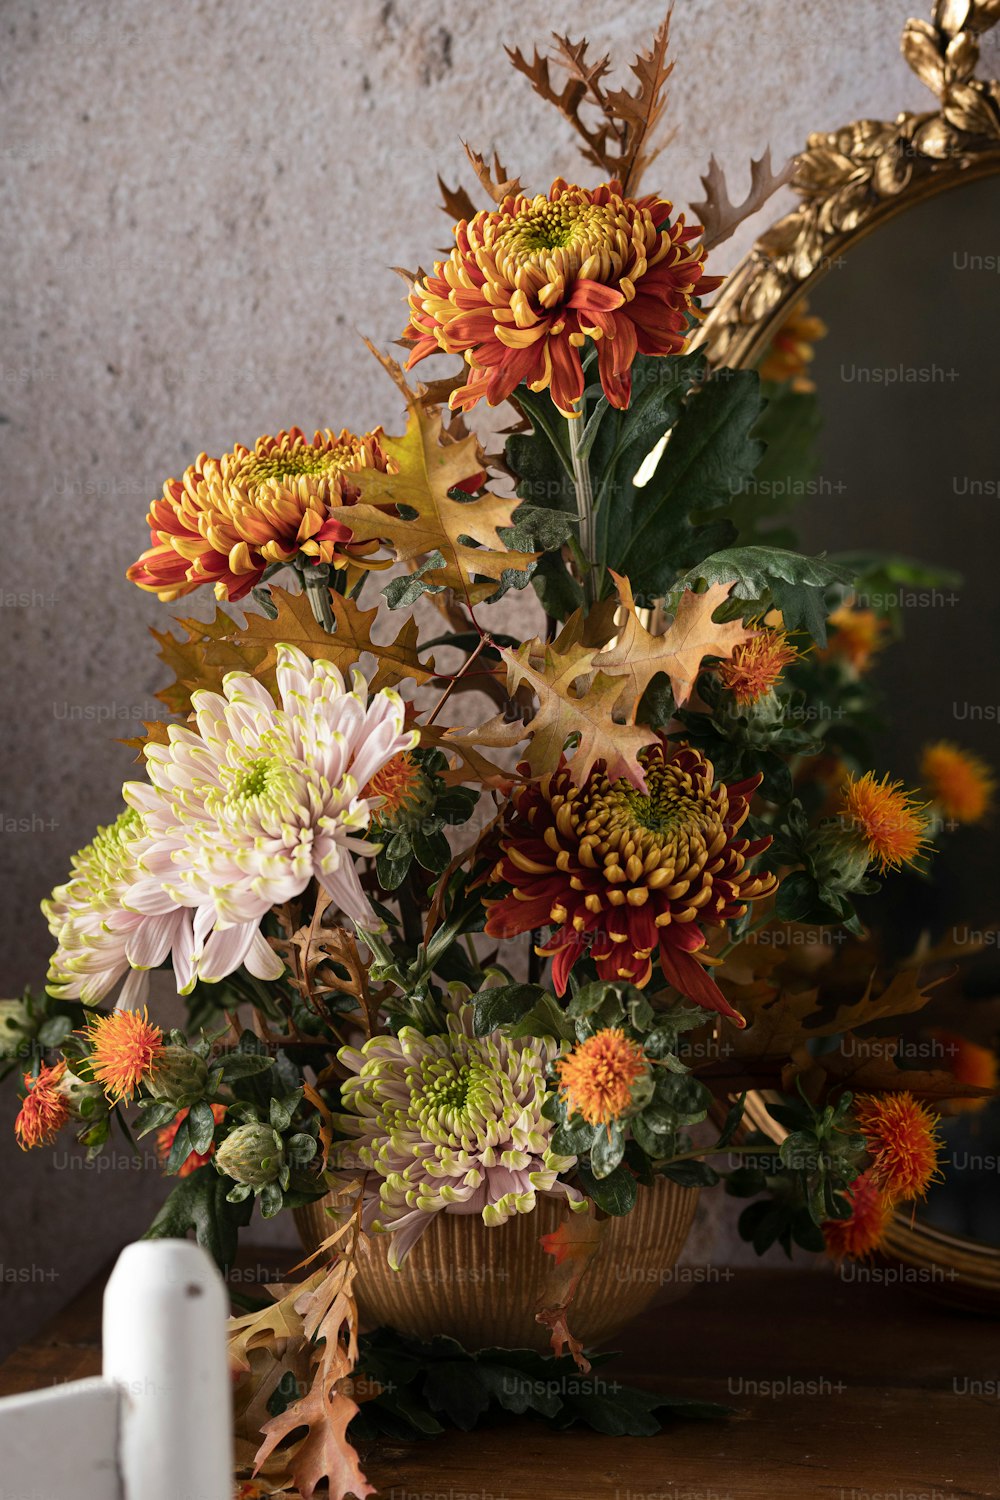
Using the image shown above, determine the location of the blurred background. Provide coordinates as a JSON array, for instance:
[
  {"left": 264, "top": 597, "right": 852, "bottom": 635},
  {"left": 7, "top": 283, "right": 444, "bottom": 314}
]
[{"left": 3, "top": 0, "right": 998, "bottom": 1356}]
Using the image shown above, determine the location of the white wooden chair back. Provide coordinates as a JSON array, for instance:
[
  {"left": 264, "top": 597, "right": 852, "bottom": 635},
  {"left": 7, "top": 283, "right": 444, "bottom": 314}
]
[{"left": 0, "top": 1240, "right": 233, "bottom": 1500}]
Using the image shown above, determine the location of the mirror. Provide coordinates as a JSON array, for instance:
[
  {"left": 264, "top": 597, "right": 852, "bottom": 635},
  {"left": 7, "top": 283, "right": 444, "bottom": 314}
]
[{"left": 701, "top": 3, "right": 1000, "bottom": 1305}]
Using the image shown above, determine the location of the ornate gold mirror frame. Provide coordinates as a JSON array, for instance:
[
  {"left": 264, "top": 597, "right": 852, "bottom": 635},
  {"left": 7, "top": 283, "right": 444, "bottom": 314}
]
[{"left": 700, "top": 0, "right": 1000, "bottom": 1308}]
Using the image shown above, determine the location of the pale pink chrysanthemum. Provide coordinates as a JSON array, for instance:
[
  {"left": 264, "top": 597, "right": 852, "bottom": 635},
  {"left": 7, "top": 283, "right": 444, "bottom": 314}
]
[
  {"left": 123, "top": 645, "right": 417, "bottom": 985},
  {"left": 43, "top": 809, "right": 194, "bottom": 1009}
]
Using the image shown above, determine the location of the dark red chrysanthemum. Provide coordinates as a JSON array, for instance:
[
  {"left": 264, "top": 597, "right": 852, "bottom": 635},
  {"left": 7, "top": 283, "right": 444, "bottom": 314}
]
[{"left": 484, "top": 743, "right": 776, "bottom": 1024}]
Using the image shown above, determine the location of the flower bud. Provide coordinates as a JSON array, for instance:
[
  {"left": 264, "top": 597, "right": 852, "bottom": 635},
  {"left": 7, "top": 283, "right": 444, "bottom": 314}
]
[
  {"left": 215, "top": 1122, "right": 284, "bottom": 1187},
  {"left": 145, "top": 1044, "right": 209, "bottom": 1104},
  {"left": 0, "top": 1000, "right": 31, "bottom": 1059},
  {"left": 57, "top": 1066, "right": 109, "bottom": 1120}
]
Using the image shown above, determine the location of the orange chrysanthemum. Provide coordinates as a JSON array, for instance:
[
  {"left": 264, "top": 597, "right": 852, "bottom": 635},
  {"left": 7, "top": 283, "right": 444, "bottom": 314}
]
[
  {"left": 920, "top": 741, "right": 995, "bottom": 825},
  {"left": 929, "top": 1029, "right": 998, "bottom": 1115},
  {"left": 822, "top": 1169, "right": 893, "bottom": 1260},
  {"left": 836, "top": 771, "right": 931, "bottom": 874},
  {"left": 14, "top": 1060, "right": 70, "bottom": 1150},
  {"left": 718, "top": 629, "right": 799, "bottom": 706},
  {"left": 157, "top": 1103, "right": 227, "bottom": 1177},
  {"left": 819, "top": 606, "right": 887, "bottom": 674},
  {"left": 485, "top": 742, "right": 776, "bottom": 1022},
  {"left": 757, "top": 300, "right": 828, "bottom": 392},
  {"left": 556, "top": 1028, "right": 648, "bottom": 1128},
  {"left": 404, "top": 178, "right": 721, "bottom": 417},
  {"left": 853, "top": 1092, "right": 943, "bottom": 1204},
  {"left": 364, "top": 751, "right": 424, "bottom": 824},
  {"left": 127, "top": 427, "right": 393, "bottom": 602},
  {"left": 84, "top": 1007, "right": 164, "bottom": 1104}
]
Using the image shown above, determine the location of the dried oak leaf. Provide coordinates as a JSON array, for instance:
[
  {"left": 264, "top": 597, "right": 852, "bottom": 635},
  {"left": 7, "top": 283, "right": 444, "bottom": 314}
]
[
  {"left": 691, "top": 148, "right": 795, "bottom": 251},
  {"left": 536, "top": 1208, "right": 606, "bottom": 1371},
  {"left": 594, "top": 573, "right": 751, "bottom": 718},
  {"left": 325, "top": 354, "right": 537, "bottom": 605},
  {"left": 460, "top": 142, "right": 522, "bottom": 206}
]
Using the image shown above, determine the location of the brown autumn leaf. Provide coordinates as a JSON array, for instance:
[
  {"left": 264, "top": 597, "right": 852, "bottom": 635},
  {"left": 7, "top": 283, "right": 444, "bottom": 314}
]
[
  {"left": 447, "top": 627, "right": 654, "bottom": 789},
  {"left": 536, "top": 1209, "right": 606, "bottom": 1370},
  {"left": 690, "top": 148, "right": 795, "bottom": 251},
  {"left": 460, "top": 143, "right": 522, "bottom": 206},
  {"left": 595, "top": 573, "right": 751, "bottom": 717},
  {"left": 325, "top": 354, "right": 537, "bottom": 605},
  {"left": 151, "top": 605, "right": 262, "bottom": 716},
  {"left": 436, "top": 172, "right": 477, "bottom": 222}
]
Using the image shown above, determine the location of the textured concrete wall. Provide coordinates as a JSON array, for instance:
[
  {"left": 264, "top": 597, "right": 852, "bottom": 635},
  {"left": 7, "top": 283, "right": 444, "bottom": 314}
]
[{"left": 3, "top": 0, "right": 995, "bottom": 1355}]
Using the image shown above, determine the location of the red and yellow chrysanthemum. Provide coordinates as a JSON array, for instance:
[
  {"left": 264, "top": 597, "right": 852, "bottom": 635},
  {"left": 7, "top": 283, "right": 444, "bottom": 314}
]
[
  {"left": 83, "top": 1007, "right": 164, "bottom": 1104},
  {"left": 718, "top": 628, "right": 799, "bottom": 706},
  {"left": 836, "top": 771, "right": 931, "bottom": 874},
  {"left": 920, "top": 741, "right": 995, "bottom": 825},
  {"left": 853, "top": 1091, "right": 943, "bottom": 1204},
  {"left": 157, "top": 1102, "right": 227, "bottom": 1177},
  {"left": 14, "top": 1060, "right": 70, "bottom": 1150},
  {"left": 757, "top": 300, "right": 827, "bottom": 392},
  {"left": 820, "top": 606, "right": 887, "bottom": 674},
  {"left": 484, "top": 743, "right": 776, "bottom": 1022},
  {"left": 404, "top": 178, "right": 720, "bottom": 417},
  {"left": 556, "top": 1028, "right": 648, "bottom": 1129},
  {"left": 127, "top": 427, "right": 393, "bottom": 602},
  {"left": 822, "top": 1169, "right": 893, "bottom": 1260}
]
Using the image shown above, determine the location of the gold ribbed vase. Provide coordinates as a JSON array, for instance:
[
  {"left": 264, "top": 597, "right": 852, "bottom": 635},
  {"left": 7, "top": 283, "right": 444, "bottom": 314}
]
[{"left": 295, "top": 1177, "right": 698, "bottom": 1351}]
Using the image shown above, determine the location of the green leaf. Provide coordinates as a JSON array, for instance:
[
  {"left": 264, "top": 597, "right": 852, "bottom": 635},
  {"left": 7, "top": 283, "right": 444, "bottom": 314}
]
[
  {"left": 134, "top": 1099, "right": 182, "bottom": 1138},
  {"left": 612, "top": 366, "right": 764, "bottom": 597},
  {"left": 471, "top": 983, "right": 545, "bottom": 1036},
  {"left": 187, "top": 1099, "right": 217, "bottom": 1155},
  {"left": 423, "top": 1361, "right": 492, "bottom": 1431},
  {"left": 659, "top": 1160, "right": 719, "bottom": 1188},
  {"left": 504, "top": 994, "right": 577, "bottom": 1043},
  {"left": 144, "top": 1170, "right": 252, "bottom": 1271},
  {"left": 215, "top": 1052, "right": 275, "bottom": 1083},
  {"left": 677, "top": 545, "right": 856, "bottom": 643},
  {"left": 499, "top": 503, "right": 576, "bottom": 553},
  {"left": 590, "top": 1121, "right": 626, "bottom": 1178},
  {"left": 382, "top": 550, "right": 448, "bottom": 608},
  {"left": 576, "top": 1161, "right": 637, "bottom": 1216}
]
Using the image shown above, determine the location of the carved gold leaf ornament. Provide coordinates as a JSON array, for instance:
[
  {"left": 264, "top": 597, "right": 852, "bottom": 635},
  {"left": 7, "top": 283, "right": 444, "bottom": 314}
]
[{"left": 698, "top": 1, "right": 1000, "bottom": 371}]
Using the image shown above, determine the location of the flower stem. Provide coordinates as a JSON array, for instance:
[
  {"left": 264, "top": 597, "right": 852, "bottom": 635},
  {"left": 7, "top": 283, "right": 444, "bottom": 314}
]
[
  {"left": 567, "top": 414, "right": 598, "bottom": 608},
  {"left": 303, "top": 568, "right": 336, "bottom": 633}
]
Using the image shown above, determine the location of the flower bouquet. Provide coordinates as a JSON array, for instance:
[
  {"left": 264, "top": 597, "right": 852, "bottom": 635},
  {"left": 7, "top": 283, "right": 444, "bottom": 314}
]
[{"left": 9, "top": 15, "right": 995, "bottom": 1499}]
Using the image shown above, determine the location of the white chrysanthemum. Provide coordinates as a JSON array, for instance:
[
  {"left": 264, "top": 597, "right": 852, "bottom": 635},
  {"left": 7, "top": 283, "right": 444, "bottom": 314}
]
[
  {"left": 336, "top": 1005, "right": 585, "bottom": 1269},
  {"left": 123, "top": 645, "right": 417, "bottom": 986},
  {"left": 43, "top": 809, "right": 194, "bottom": 1008}
]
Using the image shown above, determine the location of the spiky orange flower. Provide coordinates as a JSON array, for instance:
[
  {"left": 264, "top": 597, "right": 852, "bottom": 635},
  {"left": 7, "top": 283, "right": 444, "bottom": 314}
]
[
  {"left": 820, "top": 606, "right": 887, "bottom": 674},
  {"left": 127, "top": 427, "right": 393, "bottom": 602},
  {"left": 484, "top": 742, "right": 776, "bottom": 1022},
  {"left": 757, "top": 301, "right": 827, "bottom": 392},
  {"left": 364, "top": 751, "right": 424, "bottom": 824},
  {"left": 404, "top": 178, "right": 720, "bottom": 417},
  {"left": 836, "top": 771, "right": 931, "bottom": 874},
  {"left": 556, "top": 1028, "right": 648, "bottom": 1128},
  {"left": 157, "top": 1103, "right": 227, "bottom": 1177},
  {"left": 920, "top": 741, "right": 995, "bottom": 825},
  {"left": 718, "top": 629, "right": 799, "bottom": 706},
  {"left": 84, "top": 1007, "right": 164, "bottom": 1104},
  {"left": 14, "top": 1060, "right": 70, "bottom": 1150},
  {"left": 930, "top": 1029, "right": 997, "bottom": 1115},
  {"left": 822, "top": 1170, "right": 893, "bottom": 1260},
  {"left": 853, "top": 1092, "right": 943, "bottom": 1204}
]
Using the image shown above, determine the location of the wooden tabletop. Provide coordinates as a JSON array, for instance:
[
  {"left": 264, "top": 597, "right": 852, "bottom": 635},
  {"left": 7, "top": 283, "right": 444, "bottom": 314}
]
[{"left": 2, "top": 1256, "right": 996, "bottom": 1499}]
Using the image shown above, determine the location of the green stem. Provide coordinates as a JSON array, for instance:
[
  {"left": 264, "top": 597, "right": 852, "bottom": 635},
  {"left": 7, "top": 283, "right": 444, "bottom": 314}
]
[
  {"left": 303, "top": 568, "right": 336, "bottom": 633},
  {"left": 567, "top": 414, "right": 598, "bottom": 608}
]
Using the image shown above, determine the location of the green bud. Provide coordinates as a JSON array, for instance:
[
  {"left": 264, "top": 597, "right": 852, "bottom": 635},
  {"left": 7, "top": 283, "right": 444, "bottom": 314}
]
[
  {"left": 215, "top": 1122, "right": 284, "bottom": 1187},
  {"left": 811, "top": 827, "right": 871, "bottom": 895},
  {"left": 145, "top": 1045, "right": 209, "bottom": 1104},
  {"left": 0, "top": 1000, "right": 31, "bottom": 1059},
  {"left": 58, "top": 1067, "right": 109, "bottom": 1121}
]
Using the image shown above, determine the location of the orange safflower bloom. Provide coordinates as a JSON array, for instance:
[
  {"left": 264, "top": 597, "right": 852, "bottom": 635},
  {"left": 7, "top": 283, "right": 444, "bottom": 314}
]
[
  {"left": 127, "top": 427, "right": 392, "bottom": 602},
  {"left": 929, "top": 1029, "right": 998, "bottom": 1115},
  {"left": 820, "top": 606, "right": 887, "bottom": 674},
  {"left": 823, "top": 1169, "right": 893, "bottom": 1260},
  {"left": 836, "top": 771, "right": 931, "bottom": 874},
  {"left": 719, "top": 629, "right": 799, "bottom": 706},
  {"left": 364, "top": 751, "right": 424, "bottom": 824},
  {"left": 556, "top": 1029, "right": 648, "bottom": 1128},
  {"left": 854, "top": 1092, "right": 943, "bottom": 1204},
  {"left": 14, "top": 1060, "right": 70, "bottom": 1150},
  {"left": 83, "top": 1007, "right": 164, "bottom": 1104},
  {"left": 920, "top": 741, "right": 995, "bottom": 825},
  {"left": 405, "top": 178, "right": 720, "bottom": 417},
  {"left": 157, "top": 1103, "right": 227, "bottom": 1177}
]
